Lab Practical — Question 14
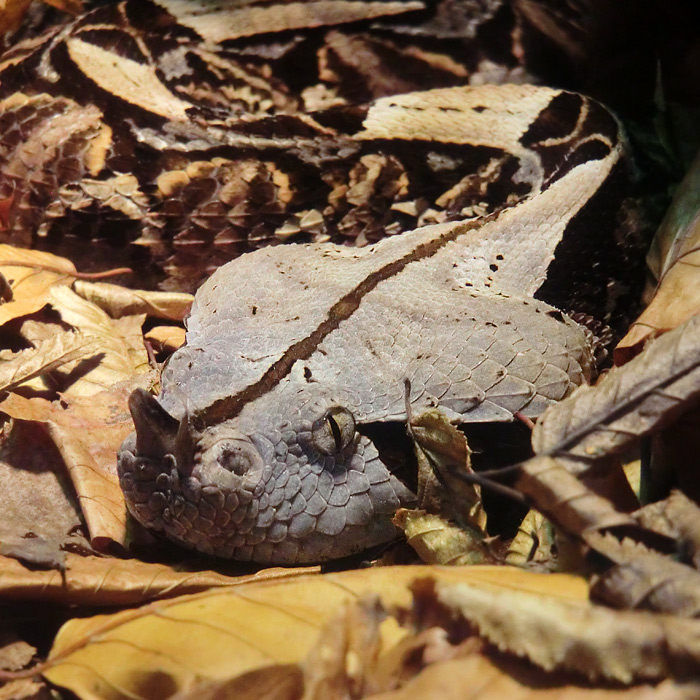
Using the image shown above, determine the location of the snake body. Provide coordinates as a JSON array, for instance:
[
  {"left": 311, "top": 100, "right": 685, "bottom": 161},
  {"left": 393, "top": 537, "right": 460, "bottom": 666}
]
[
  {"left": 118, "top": 83, "right": 628, "bottom": 564},
  {"left": 0, "top": 0, "right": 646, "bottom": 563}
]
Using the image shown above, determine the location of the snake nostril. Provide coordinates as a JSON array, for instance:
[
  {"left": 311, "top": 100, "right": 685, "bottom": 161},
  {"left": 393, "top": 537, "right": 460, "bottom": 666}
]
[{"left": 212, "top": 441, "right": 261, "bottom": 476}]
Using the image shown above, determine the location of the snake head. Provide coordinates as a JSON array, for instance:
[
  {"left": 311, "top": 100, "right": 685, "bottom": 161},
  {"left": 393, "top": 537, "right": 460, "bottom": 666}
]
[{"left": 117, "top": 388, "right": 415, "bottom": 564}]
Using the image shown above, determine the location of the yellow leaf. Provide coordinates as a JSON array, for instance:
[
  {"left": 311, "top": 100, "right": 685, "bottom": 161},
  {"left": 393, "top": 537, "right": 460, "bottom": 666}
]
[
  {"left": 0, "top": 331, "right": 99, "bottom": 392},
  {"left": 506, "top": 510, "right": 554, "bottom": 569},
  {"left": 0, "top": 553, "right": 319, "bottom": 607},
  {"left": 42, "top": 566, "right": 588, "bottom": 700},
  {"left": 73, "top": 280, "right": 193, "bottom": 321},
  {"left": 368, "top": 654, "right": 679, "bottom": 700},
  {"left": 48, "top": 285, "right": 149, "bottom": 395},
  {"left": 0, "top": 245, "right": 76, "bottom": 326},
  {"left": 393, "top": 509, "right": 490, "bottom": 565},
  {"left": 144, "top": 325, "right": 186, "bottom": 352}
]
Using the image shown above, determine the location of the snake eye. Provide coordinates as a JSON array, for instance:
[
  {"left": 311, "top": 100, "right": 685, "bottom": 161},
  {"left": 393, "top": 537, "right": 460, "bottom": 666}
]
[{"left": 311, "top": 407, "right": 356, "bottom": 455}]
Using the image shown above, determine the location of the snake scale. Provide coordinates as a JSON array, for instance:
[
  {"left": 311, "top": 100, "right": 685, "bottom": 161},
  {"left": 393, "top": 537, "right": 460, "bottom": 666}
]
[{"left": 0, "top": 0, "right": 648, "bottom": 563}]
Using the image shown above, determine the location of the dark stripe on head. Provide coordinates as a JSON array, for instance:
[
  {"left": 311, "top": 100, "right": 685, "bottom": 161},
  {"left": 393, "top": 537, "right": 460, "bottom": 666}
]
[{"left": 197, "top": 210, "right": 500, "bottom": 426}]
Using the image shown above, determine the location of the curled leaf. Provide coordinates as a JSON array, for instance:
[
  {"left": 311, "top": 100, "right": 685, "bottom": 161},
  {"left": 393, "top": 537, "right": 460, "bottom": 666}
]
[
  {"left": 515, "top": 456, "right": 638, "bottom": 539},
  {"left": 0, "top": 331, "right": 99, "bottom": 393},
  {"left": 393, "top": 509, "right": 490, "bottom": 566},
  {"left": 591, "top": 554, "right": 700, "bottom": 618},
  {"left": 0, "top": 245, "right": 76, "bottom": 326},
  {"left": 408, "top": 407, "right": 486, "bottom": 532},
  {"left": 144, "top": 325, "right": 186, "bottom": 352},
  {"left": 505, "top": 509, "right": 555, "bottom": 569},
  {"left": 435, "top": 580, "right": 700, "bottom": 683},
  {"left": 532, "top": 312, "right": 700, "bottom": 467},
  {"left": 617, "top": 150, "right": 700, "bottom": 362}
]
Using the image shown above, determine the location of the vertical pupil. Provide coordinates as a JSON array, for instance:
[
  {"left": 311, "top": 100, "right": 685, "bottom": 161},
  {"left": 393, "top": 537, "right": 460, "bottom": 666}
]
[{"left": 327, "top": 413, "right": 342, "bottom": 450}]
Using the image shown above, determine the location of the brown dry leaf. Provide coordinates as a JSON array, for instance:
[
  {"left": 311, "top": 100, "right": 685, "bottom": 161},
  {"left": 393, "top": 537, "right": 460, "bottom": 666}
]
[
  {"left": 635, "top": 491, "right": 700, "bottom": 568},
  {"left": 73, "top": 280, "right": 193, "bottom": 321},
  {"left": 48, "top": 285, "right": 149, "bottom": 395},
  {"left": 169, "top": 666, "right": 304, "bottom": 700},
  {"left": 532, "top": 312, "right": 700, "bottom": 467},
  {"left": 0, "top": 678, "right": 55, "bottom": 700},
  {"left": 617, "top": 151, "right": 700, "bottom": 362},
  {"left": 0, "top": 245, "right": 76, "bottom": 326},
  {"left": 42, "top": 0, "right": 83, "bottom": 13},
  {"left": 144, "top": 325, "right": 186, "bottom": 353},
  {"left": 665, "top": 491, "right": 700, "bottom": 569},
  {"left": 0, "top": 373, "right": 157, "bottom": 550},
  {"left": 434, "top": 579, "right": 700, "bottom": 683},
  {"left": 0, "top": 419, "right": 83, "bottom": 557},
  {"left": 515, "top": 456, "right": 638, "bottom": 539},
  {"left": 0, "top": 631, "right": 36, "bottom": 672},
  {"left": 393, "top": 509, "right": 490, "bottom": 565},
  {"left": 0, "top": 331, "right": 99, "bottom": 393},
  {"left": 369, "top": 654, "right": 698, "bottom": 700},
  {"left": 0, "top": 552, "right": 319, "bottom": 607},
  {"left": 301, "top": 596, "right": 389, "bottom": 700},
  {"left": 505, "top": 509, "right": 555, "bottom": 569},
  {"left": 408, "top": 408, "right": 486, "bottom": 532},
  {"left": 0, "top": 0, "right": 32, "bottom": 34},
  {"left": 587, "top": 533, "right": 700, "bottom": 617},
  {"left": 41, "top": 566, "right": 588, "bottom": 700}
]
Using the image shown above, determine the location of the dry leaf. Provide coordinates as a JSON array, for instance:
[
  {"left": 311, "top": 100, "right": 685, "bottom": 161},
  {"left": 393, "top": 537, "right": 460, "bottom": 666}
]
[
  {"left": 169, "top": 666, "right": 303, "bottom": 700},
  {"left": 515, "top": 456, "right": 638, "bottom": 539},
  {"left": 505, "top": 509, "right": 555, "bottom": 569},
  {"left": 532, "top": 312, "right": 700, "bottom": 467},
  {"left": 617, "top": 150, "right": 700, "bottom": 362},
  {"left": 0, "top": 631, "right": 36, "bottom": 672},
  {"left": 368, "top": 654, "right": 696, "bottom": 700},
  {"left": 0, "top": 677, "right": 53, "bottom": 700},
  {"left": 634, "top": 491, "right": 700, "bottom": 569},
  {"left": 588, "top": 533, "right": 700, "bottom": 617},
  {"left": 144, "top": 325, "right": 186, "bottom": 352},
  {"left": 0, "top": 0, "right": 32, "bottom": 35},
  {"left": 393, "top": 509, "right": 490, "bottom": 565},
  {"left": 0, "top": 552, "right": 319, "bottom": 607},
  {"left": 0, "top": 374, "right": 157, "bottom": 550},
  {"left": 434, "top": 580, "right": 700, "bottom": 683},
  {"left": 664, "top": 492, "right": 700, "bottom": 569},
  {"left": 41, "top": 566, "right": 588, "bottom": 700},
  {"left": 0, "top": 419, "right": 83, "bottom": 551},
  {"left": 42, "top": 0, "right": 83, "bottom": 14},
  {"left": 301, "top": 596, "right": 388, "bottom": 700},
  {"left": 408, "top": 408, "right": 486, "bottom": 532},
  {"left": 0, "top": 331, "right": 99, "bottom": 393},
  {"left": 0, "top": 245, "right": 76, "bottom": 326},
  {"left": 48, "top": 286, "right": 149, "bottom": 395},
  {"left": 73, "top": 280, "right": 193, "bottom": 321}
]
